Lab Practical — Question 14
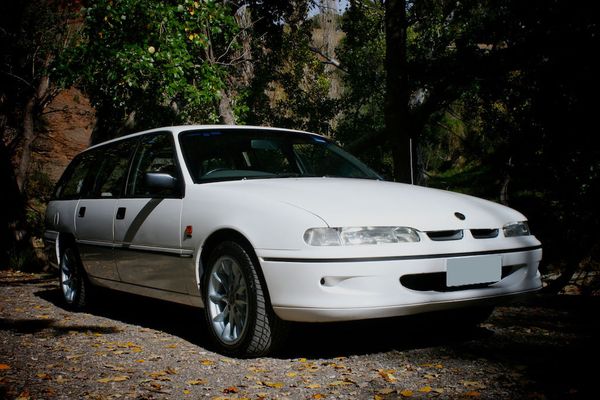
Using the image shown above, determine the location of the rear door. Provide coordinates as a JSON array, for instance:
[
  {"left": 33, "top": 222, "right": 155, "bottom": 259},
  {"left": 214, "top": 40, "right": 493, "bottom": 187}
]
[
  {"left": 75, "top": 139, "right": 136, "bottom": 281},
  {"left": 114, "top": 132, "right": 188, "bottom": 293}
]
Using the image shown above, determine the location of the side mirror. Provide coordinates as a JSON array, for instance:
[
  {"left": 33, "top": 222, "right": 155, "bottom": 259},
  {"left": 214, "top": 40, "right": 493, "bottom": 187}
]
[{"left": 145, "top": 172, "right": 177, "bottom": 190}]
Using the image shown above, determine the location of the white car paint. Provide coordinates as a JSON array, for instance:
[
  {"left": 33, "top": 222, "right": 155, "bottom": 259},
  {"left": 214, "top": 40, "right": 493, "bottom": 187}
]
[{"left": 45, "top": 124, "right": 542, "bottom": 326}]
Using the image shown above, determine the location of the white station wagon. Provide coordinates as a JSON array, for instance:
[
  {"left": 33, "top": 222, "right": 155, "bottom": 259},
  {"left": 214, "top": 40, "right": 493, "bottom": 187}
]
[{"left": 44, "top": 125, "right": 542, "bottom": 356}]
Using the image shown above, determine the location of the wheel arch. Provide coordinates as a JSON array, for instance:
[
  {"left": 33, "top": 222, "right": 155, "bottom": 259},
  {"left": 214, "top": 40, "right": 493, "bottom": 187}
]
[
  {"left": 198, "top": 228, "right": 272, "bottom": 306},
  {"left": 56, "top": 232, "right": 77, "bottom": 259}
]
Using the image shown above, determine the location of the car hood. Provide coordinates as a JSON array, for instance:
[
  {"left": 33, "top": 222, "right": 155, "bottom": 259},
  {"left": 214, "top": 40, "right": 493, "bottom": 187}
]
[{"left": 209, "top": 178, "right": 525, "bottom": 231}]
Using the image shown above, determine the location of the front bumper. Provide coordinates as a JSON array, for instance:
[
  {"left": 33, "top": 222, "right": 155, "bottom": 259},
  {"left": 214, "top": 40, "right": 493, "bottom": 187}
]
[{"left": 259, "top": 246, "right": 542, "bottom": 322}]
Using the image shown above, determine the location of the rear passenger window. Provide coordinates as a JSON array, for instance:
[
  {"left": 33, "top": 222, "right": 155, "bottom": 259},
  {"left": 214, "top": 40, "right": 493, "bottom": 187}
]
[
  {"left": 86, "top": 139, "right": 136, "bottom": 198},
  {"left": 127, "top": 133, "right": 181, "bottom": 198},
  {"left": 54, "top": 153, "right": 96, "bottom": 200}
]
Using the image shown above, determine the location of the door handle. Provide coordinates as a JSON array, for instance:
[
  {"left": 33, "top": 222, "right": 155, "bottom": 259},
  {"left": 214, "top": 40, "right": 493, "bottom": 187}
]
[
  {"left": 78, "top": 207, "right": 86, "bottom": 218},
  {"left": 116, "top": 207, "right": 126, "bottom": 220}
]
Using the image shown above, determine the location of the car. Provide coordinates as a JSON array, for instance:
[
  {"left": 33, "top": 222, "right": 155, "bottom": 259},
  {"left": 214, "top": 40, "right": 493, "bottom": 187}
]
[{"left": 44, "top": 125, "right": 542, "bottom": 356}]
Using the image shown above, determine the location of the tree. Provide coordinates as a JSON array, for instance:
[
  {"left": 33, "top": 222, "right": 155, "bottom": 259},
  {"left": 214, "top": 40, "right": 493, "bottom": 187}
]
[
  {"left": 244, "top": 0, "right": 337, "bottom": 134},
  {"left": 58, "top": 0, "right": 242, "bottom": 143},
  {"left": 335, "top": 0, "right": 388, "bottom": 174},
  {"left": 1, "top": 0, "right": 75, "bottom": 269},
  {"left": 453, "top": 0, "right": 600, "bottom": 292},
  {"left": 337, "top": 1, "right": 494, "bottom": 181},
  {"left": 384, "top": 0, "right": 412, "bottom": 183}
]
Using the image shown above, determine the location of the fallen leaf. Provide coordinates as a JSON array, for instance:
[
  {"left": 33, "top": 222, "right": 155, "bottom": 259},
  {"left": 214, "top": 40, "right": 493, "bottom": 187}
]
[
  {"left": 464, "top": 391, "right": 481, "bottom": 397},
  {"left": 263, "top": 381, "right": 284, "bottom": 388},
  {"left": 165, "top": 344, "right": 178, "bottom": 349},
  {"left": 223, "top": 386, "right": 239, "bottom": 393},
  {"left": 312, "top": 394, "right": 325, "bottom": 399},
  {"left": 298, "top": 358, "right": 307, "bottom": 362},
  {"left": 37, "top": 373, "right": 51, "bottom": 380},
  {"left": 183, "top": 389, "right": 190, "bottom": 395},
  {"left": 378, "top": 369, "right": 398, "bottom": 382},
  {"left": 97, "top": 375, "right": 130, "bottom": 383},
  {"left": 305, "top": 383, "right": 321, "bottom": 389},
  {"left": 103, "top": 364, "right": 125, "bottom": 371},
  {"left": 418, "top": 386, "right": 432, "bottom": 393},
  {"left": 420, "top": 363, "right": 444, "bottom": 369},
  {"left": 186, "top": 379, "right": 207, "bottom": 385},
  {"left": 286, "top": 371, "right": 298, "bottom": 377},
  {"left": 15, "top": 390, "right": 31, "bottom": 400},
  {"left": 135, "top": 359, "right": 145, "bottom": 363},
  {"left": 201, "top": 359, "right": 215, "bottom": 366},
  {"left": 0, "top": 363, "right": 11, "bottom": 370},
  {"left": 400, "top": 389, "right": 413, "bottom": 397},
  {"left": 329, "top": 380, "right": 354, "bottom": 386},
  {"left": 248, "top": 366, "right": 268, "bottom": 372},
  {"left": 461, "top": 381, "right": 486, "bottom": 390}
]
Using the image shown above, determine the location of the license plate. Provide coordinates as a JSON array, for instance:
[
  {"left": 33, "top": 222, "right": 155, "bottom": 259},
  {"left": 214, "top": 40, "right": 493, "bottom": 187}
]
[{"left": 446, "top": 255, "right": 502, "bottom": 287}]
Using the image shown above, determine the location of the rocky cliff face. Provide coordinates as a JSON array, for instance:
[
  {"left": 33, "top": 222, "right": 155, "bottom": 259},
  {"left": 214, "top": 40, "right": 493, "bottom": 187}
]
[{"left": 33, "top": 87, "right": 95, "bottom": 183}]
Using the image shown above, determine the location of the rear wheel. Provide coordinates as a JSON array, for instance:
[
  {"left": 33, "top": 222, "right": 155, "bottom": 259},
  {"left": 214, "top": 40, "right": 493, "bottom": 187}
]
[
  {"left": 59, "top": 245, "right": 91, "bottom": 309},
  {"left": 203, "top": 241, "right": 286, "bottom": 357}
]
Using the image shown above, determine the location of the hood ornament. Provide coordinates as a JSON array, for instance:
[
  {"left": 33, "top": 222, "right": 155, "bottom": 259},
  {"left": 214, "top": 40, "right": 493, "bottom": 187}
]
[{"left": 454, "top": 212, "right": 466, "bottom": 220}]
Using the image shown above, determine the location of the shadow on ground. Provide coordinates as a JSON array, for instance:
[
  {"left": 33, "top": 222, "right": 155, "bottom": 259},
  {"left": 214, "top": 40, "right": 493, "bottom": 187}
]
[
  {"left": 34, "top": 283, "right": 492, "bottom": 357},
  {"left": 31, "top": 283, "right": 599, "bottom": 398}
]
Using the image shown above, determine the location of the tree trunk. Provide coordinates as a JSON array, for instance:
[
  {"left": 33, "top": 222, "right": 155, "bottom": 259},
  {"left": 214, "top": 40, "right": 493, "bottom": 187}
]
[
  {"left": 1, "top": 137, "right": 30, "bottom": 269},
  {"left": 15, "top": 97, "right": 36, "bottom": 191},
  {"left": 15, "top": 74, "right": 50, "bottom": 191},
  {"left": 384, "top": 0, "right": 413, "bottom": 183},
  {"left": 218, "top": 89, "right": 236, "bottom": 125}
]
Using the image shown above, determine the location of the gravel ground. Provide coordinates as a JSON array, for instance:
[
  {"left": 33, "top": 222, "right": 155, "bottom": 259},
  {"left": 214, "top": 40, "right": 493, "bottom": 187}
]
[{"left": 1, "top": 271, "right": 597, "bottom": 399}]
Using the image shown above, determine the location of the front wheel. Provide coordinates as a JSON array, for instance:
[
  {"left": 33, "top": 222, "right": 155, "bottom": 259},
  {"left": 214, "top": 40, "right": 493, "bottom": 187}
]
[
  {"left": 59, "top": 245, "right": 91, "bottom": 310},
  {"left": 203, "top": 241, "right": 286, "bottom": 357}
]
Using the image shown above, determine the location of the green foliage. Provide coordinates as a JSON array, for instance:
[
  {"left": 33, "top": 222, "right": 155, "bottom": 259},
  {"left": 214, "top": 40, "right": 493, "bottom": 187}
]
[
  {"left": 335, "top": 1, "right": 387, "bottom": 174},
  {"left": 245, "top": 0, "right": 337, "bottom": 135},
  {"left": 419, "top": 0, "right": 600, "bottom": 283},
  {"left": 57, "top": 0, "right": 240, "bottom": 136},
  {"left": 1, "top": 0, "right": 69, "bottom": 136}
]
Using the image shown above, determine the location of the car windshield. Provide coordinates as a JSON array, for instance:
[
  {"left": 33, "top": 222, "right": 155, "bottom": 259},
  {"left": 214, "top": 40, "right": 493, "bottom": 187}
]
[{"left": 179, "top": 129, "right": 381, "bottom": 183}]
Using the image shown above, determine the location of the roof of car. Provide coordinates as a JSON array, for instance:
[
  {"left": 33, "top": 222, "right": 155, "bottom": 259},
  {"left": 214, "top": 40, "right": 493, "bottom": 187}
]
[{"left": 85, "top": 125, "right": 323, "bottom": 152}]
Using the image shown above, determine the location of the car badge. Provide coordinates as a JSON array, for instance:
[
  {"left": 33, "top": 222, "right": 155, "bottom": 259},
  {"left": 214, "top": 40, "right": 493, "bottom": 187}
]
[{"left": 454, "top": 212, "right": 466, "bottom": 220}]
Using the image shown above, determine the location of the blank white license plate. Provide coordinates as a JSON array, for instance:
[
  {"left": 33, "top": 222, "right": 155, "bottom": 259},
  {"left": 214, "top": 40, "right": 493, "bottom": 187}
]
[{"left": 446, "top": 255, "right": 502, "bottom": 287}]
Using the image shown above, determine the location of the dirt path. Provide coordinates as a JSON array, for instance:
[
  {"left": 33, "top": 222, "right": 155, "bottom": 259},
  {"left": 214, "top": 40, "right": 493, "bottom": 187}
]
[{"left": 1, "top": 271, "right": 597, "bottom": 399}]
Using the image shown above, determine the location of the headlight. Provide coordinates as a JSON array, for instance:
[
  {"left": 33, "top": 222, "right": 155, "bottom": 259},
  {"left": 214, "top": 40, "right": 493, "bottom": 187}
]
[
  {"left": 304, "top": 227, "right": 420, "bottom": 246},
  {"left": 503, "top": 221, "right": 530, "bottom": 237}
]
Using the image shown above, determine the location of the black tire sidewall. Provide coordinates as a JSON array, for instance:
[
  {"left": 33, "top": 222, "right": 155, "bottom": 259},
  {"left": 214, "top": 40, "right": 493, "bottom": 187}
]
[{"left": 59, "top": 246, "right": 87, "bottom": 309}]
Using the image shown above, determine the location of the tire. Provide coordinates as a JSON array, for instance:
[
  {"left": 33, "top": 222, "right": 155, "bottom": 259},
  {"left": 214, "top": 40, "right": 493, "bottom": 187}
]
[
  {"left": 202, "top": 241, "right": 286, "bottom": 357},
  {"left": 59, "top": 245, "right": 91, "bottom": 310}
]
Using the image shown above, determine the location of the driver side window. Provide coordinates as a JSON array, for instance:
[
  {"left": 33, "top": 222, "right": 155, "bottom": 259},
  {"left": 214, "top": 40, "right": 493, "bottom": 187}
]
[{"left": 127, "top": 133, "right": 181, "bottom": 198}]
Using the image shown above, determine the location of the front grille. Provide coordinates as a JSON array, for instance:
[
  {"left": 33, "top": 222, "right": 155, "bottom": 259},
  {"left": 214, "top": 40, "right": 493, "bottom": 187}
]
[
  {"left": 471, "top": 228, "right": 499, "bottom": 239},
  {"left": 426, "top": 230, "right": 464, "bottom": 241},
  {"left": 400, "top": 265, "right": 524, "bottom": 292}
]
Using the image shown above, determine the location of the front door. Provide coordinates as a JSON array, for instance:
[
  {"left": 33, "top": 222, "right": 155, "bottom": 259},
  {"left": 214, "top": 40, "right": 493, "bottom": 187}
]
[{"left": 114, "top": 132, "right": 189, "bottom": 294}]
